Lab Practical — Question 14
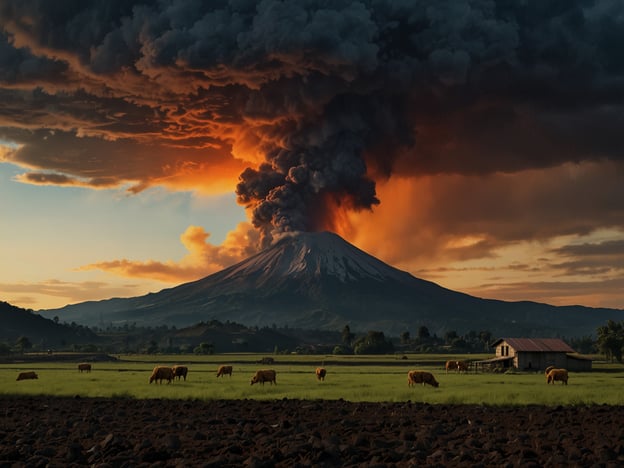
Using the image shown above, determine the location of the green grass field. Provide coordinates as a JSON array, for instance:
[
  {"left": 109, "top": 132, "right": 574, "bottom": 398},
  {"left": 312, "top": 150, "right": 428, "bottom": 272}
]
[{"left": 1, "top": 353, "right": 623, "bottom": 405}]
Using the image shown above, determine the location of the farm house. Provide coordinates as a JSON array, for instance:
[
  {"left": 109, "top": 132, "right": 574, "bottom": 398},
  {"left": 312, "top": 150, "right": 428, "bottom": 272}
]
[{"left": 477, "top": 338, "right": 592, "bottom": 372}]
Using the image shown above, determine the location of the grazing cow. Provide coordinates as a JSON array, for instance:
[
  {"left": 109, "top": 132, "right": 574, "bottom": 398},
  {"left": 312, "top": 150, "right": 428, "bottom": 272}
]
[
  {"left": 546, "top": 368, "right": 569, "bottom": 385},
  {"left": 149, "top": 366, "right": 174, "bottom": 384},
  {"left": 78, "top": 363, "right": 92, "bottom": 373},
  {"left": 408, "top": 370, "right": 439, "bottom": 388},
  {"left": 216, "top": 365, "right": 233, "bottom": 378},
  {"left": 250, "top": 369, "right": 277, "bottom": 386},
  {"left": 445, "top": 360, "right": 469, "bottom": 373},
  {"left": 544, "top": 365, "right": 556, "bottom": 377},
  {"left": 172, "top": 365, "right": 188, "bottom": 381},
  {"left": 16, "top": 371, "right": 38, "bottom": 381},
  {"left": 316, "top": 367, "right": 327, "bottom": 381}
]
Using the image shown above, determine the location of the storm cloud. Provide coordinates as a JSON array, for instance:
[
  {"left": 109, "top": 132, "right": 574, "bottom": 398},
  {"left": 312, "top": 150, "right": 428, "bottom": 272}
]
[{"left": 1, "top": 0, "right": 624, "bottom": 243}]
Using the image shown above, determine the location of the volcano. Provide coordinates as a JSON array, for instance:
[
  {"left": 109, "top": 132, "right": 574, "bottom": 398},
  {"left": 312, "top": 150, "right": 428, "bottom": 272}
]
[{"left": 41, "top": 231, "right": 624, "bottom": 336}]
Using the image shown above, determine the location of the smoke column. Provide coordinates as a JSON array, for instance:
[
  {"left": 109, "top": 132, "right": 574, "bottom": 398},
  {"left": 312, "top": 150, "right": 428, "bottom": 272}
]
[{"left": 1, "top": 0, "right": 622, "bottom": 246}]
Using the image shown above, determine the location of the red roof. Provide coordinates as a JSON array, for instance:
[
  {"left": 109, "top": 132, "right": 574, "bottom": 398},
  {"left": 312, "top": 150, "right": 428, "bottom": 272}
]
[{"left": 492, "top": 338, "right": 575, "bottom": 353}]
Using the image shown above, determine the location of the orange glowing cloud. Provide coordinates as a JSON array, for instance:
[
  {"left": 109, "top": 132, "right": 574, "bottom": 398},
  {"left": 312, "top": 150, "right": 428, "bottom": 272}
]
[
  {"left": 1, "top": 131, "right": 248, "bottom": 195},
  {"left": 347, "top": 161, "right": 624, "bottom": 275},
  {"left": 79, "top": 223, "right": 261, "bottom": 283}
]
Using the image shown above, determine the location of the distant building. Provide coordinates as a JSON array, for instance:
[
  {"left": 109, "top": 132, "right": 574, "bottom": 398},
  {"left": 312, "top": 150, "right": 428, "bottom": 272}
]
[{"left": 478, "top": 337, "right": 592, "bottom": 372}]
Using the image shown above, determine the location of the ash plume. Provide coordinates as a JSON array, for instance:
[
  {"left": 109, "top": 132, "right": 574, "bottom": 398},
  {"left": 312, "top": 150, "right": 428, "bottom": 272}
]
[
  {"left": 235, "top": 100, "right": 405, "bottom": 238},
  {"left": 1, "top": 0, "right": 624, "bottom": 246}
]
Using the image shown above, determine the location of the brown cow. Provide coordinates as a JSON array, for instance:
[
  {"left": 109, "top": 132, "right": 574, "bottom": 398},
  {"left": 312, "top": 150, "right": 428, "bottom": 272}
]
[
  {"left": 250, "top": 369, "right": 277, "bottom": 385},
  {"left": 149, "top": 366, "right": 174, "bottom": 384},
  {"left": 216, "top": 365, "right": 233, "bottom": 378},
  {"left": 316, "top": 367, "right": 327, "bottom": 381},
  {"left": 408, "top": 370, "right": 439, "bottom": 388},
  {"left": 445, "top": 360, "right": 468, "bottom": 373},
  {"left": 16, "top": 371, "right": 38, "bottom": 381},
  {"left": 546, "top": 368, "right": 569, "bottom": 385},
  {"left": 172, "top": 365, "right": 188, "bottom": 381},
  {"left": 78, "top": 363, "right": 92, "bottom": 373}
]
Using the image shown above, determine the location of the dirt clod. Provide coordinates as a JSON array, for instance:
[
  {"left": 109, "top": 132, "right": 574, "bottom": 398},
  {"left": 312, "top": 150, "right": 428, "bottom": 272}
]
[{"left": 0, "top": 397, "right": 622, "bottom": 466}]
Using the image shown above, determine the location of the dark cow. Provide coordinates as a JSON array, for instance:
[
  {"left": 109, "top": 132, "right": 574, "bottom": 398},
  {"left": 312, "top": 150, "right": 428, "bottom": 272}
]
[
  {"left": 316, "top": 367, "right": 327, "bottom": 381},
  {"left": 172, "top": 365, "right": 188, "bottom": 381},
  {"left": 216, "top": 365, "right": 233, "bottom": 378},
  {"left": 78, "top": 363, "right": 92, "bottom": 373},
  {"left": 547, "top": 368, "right": 569, "bottom": 385},
  {"left": 149, "top": 366, "right": 174, "bottom": 384},
  {"left": 408, "top": 370, "right": 439, "bottom": 388},
  {"left": 250, "top": 369, "right": 277, "bottom": 385},
  {"left": 445, "top": 360, "right": 468, "bottom": 373},
  {"left": 16, "top": 371, "right": 38, "bottom": 381}
]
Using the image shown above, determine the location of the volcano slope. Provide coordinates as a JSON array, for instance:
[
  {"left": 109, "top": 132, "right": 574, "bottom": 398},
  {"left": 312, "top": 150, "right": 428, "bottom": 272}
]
[
  {"left": 41, "top": 231, "right": 624, "bottom": 337},
  {"left": 1, "top": 397, "right": 623, "bottom": 466}
]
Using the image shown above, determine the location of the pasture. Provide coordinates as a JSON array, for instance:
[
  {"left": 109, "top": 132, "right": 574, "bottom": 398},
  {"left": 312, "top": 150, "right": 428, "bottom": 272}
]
[{"left": 1, "top": 353, "right": 623, "bottom": 405}]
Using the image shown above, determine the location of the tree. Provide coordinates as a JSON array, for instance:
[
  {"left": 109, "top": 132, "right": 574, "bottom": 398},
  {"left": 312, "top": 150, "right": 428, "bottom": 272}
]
[
  {"left": 332, "top": 345, "right": 351, "bottom": 355},
  {"left": 341, "top": 325, "right": 354, "bottom": 345},
  {"left": 146, "top": 340, "right": 159, "bottom": 354},
  {"left": 444, "top": 330, "right": 459, "bottom": 345},
  {"left": 0, "top": 342, "right": 11, "bottom": 355},
  {"left": 353, "top": 331, "right": 394, "bottom": 355},
  {"left": 569, "top": 335, "right": 595, "bottom": 355},
  {"left": 597, "top": 320, "right": 624, "bottom": 362},
  {"left": 15, "top": 336, "right": 32, "bottom": 353},
  {"left": 417, "top": 326, "right": 430, "bottom": 340},
  {"left": 400, "top": 331, "right": 411, "bottom": 345},
  {"left": 194, "top": 342, "right": 214, "bottom": 355},
  {"left": 180, "top": 344, "right": 194, "bottom": 354},
  {"left": 479, "top": 330, "right": 493, "bottom": 350}
]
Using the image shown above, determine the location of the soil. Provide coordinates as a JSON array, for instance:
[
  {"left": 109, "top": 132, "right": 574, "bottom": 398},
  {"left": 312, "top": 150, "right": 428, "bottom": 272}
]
[{"left": 1, "top": 396, "right": 623, "bottom": 467}]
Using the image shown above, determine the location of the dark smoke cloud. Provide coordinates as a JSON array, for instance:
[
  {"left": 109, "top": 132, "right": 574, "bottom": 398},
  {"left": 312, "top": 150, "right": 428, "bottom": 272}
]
[{"left": 1, "top": 0, "right": 624, "bottom": 243}]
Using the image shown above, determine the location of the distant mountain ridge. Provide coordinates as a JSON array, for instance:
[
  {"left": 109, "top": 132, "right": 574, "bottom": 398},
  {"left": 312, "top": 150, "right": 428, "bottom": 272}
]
[
  {"left": 40, "top": 231, "right": 624, "bottom": 337},
  {"left": 0, "top": 301, "right": 99, "bottom": 347}
]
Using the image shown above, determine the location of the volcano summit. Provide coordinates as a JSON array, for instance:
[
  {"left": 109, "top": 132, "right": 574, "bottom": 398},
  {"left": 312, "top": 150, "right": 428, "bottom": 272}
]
[{"left": 41, "top": 232, "right": 624, "bottom": 337}]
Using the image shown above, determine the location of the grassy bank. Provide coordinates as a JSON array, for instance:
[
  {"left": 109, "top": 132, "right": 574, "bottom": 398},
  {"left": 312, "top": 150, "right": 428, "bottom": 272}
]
[{"left": 1, "top": 353, "right": 622, "bottom": 405}]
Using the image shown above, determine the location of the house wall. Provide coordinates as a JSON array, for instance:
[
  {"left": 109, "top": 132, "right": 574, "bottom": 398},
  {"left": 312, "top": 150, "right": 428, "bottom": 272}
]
[
  {"left": 495, "top": 342, "right": 512, "bottom": 358},
  {"left": 566, "top": 357, "right": 592, "bottom": 372},
  {"left": 492, "top": 340, "right": 592, "bottom": 372},
  {"left": 516, "top": 352, "right": 567, "bottom": 370}
]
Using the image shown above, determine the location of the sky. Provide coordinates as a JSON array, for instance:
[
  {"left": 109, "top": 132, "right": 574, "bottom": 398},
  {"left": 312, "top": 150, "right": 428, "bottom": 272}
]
[{"left": 1, "top": 0, "right": 623, "bottom": 313}]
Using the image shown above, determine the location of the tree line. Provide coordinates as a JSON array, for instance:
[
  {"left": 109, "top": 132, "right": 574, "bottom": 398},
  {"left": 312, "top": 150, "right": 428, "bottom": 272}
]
[
  {"left": 330, "top": 325, "right": 495, "bottom": 355},
  {"left": 2, "top": 312, "right": 623, "bottom": 360}
]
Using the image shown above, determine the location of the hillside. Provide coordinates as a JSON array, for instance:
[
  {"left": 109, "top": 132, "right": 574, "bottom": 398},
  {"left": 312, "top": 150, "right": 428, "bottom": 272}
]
[
  {"left": 40, "top": 232, "right": 624, "bottom": 338},
  {"left": 0, "top": 301, "right": 99, "bottom": 349}
]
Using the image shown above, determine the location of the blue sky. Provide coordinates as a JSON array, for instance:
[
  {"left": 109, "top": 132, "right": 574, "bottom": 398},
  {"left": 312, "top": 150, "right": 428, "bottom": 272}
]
[{"left": 1, "top": 161, "right": 247, "bottom": 309}]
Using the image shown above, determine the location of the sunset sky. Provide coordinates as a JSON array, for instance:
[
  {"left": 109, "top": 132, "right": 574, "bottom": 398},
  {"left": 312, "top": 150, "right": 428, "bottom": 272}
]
[{"left": 1, "top": 0, "right": 623, "bottom": 313}]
